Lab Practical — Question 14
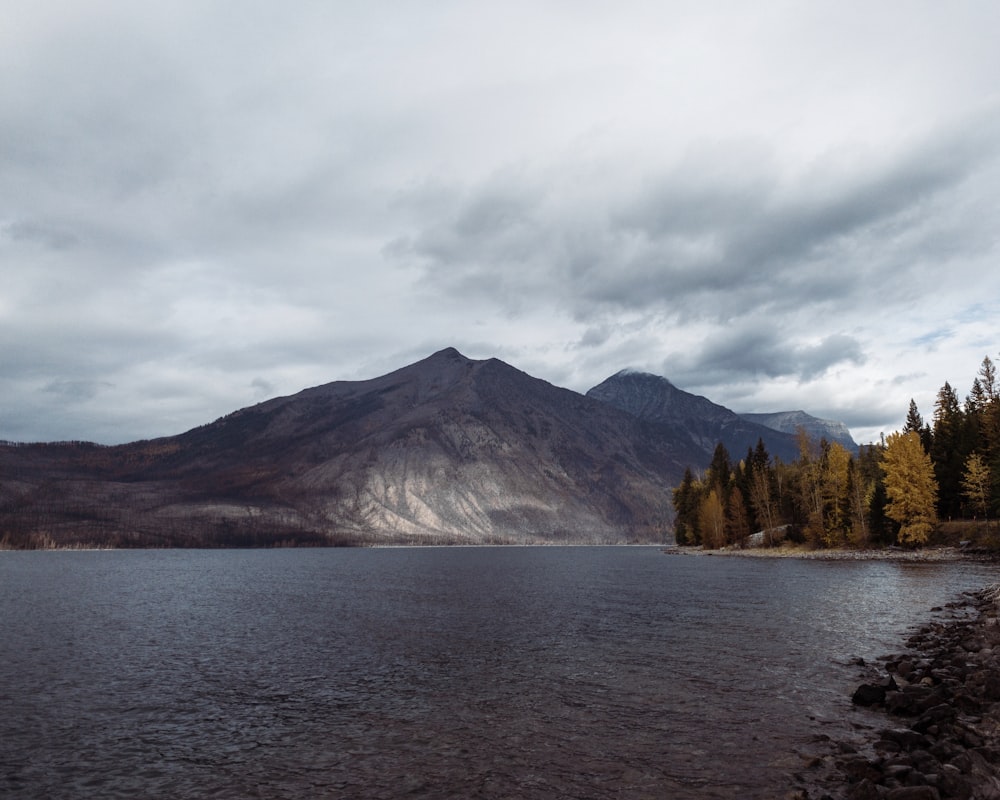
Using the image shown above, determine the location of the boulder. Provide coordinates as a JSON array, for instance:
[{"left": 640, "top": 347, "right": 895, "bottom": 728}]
[{"left": 852, "top": 683, "right": 888, "bottom": 706}]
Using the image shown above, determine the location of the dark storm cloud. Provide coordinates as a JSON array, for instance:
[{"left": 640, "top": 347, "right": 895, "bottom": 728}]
[
  {"left": 664, "top": 327, "right": 866, "bottom": 387},
  {"left": 394, "top": 114, "right": 999, "bottom": 328}
]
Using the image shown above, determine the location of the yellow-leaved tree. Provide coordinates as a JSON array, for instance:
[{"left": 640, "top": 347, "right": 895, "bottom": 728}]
[
  {"left": 882, "top": 431, "right": 939, "bottom": 545},
  {"left": 698, "top": 489, "right": 726, "bottom": 549},
  {"left": 962, "top": 452, "right": 991, "bottom": 531}
]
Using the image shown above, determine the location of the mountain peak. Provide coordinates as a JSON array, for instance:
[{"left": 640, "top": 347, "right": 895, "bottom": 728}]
[
  {"left": 586, "top": 369, "right": 803, "bottom": 463},
  {"left": 610, "top": 368, "right": 676, "bottom": 386},
  {"left": 429, "top": 346, "right": 469, "bottom": 361}
]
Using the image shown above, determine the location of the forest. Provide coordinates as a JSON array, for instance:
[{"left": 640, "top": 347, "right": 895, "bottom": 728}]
[{"left": 672, "top": 355, "right": 1000, "bottom": 549}]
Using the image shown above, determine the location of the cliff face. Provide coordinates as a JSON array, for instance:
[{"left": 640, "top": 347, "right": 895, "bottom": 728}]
[{"left": 0, "top": 349, "right": 692, "bottom": 547}]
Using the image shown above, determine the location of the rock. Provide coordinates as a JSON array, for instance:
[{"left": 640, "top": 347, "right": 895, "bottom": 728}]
[
  {"left": 911, "top": 704, "right": 956, "bottom": 733},
  {"left": 885, "top": 691, "right": 916, "bottom": 715},
  {"left": 838, "top": 755, "right": 881, "bottom": 783},
  {"left": 847, "top": 779, "right": 882, "bottom": 800},
  {"left": 879, "top": 729, "right": 929, "bottom": 751},
  {"left": 829, "top": 587, "right": 1000, "bottom": 799},
  {"left": 885, "top": 786, "right": 940, "bottom": 799},
  {"left": 853, "top": 683, "right": 888, "bottom": 706},
  {"left": 936, "top": 764, "right": 972, "bottom": 800}
]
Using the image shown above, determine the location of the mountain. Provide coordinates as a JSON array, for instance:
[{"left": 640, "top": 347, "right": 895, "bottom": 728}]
[
  {"left": 0, "top": 349, "right": 696, "bottom": 548},
  {"left": 585, "top": 369, "right": 803, "bottom": 464},
  {"left": 738, "top": 411, "right": 858, "bottom": 452}
]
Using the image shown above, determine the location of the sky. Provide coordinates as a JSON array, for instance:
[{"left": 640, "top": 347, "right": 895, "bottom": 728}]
[{"left": 3, "top": 1, "right": 1000, "bottom": 446}]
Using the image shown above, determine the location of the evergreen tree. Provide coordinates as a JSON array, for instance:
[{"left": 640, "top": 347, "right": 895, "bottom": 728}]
[
  {"left": 903, "top": 398, "right": 933, "bottom": 451},
  {"left": 858, "top": 443, "right": 890, "bottom": 544},
  {"left": 975, "top": 356, "right": 1000, "bottom": 515},
  {"left": 903, "top": 398, "right": 924, "bottom": 434},
  {"left": 979, "top": 356, "right": 998, "bottom": 403},
  {"left": 671, "top": 468, "right": 701, "bottom": 545},
  {"left": 750, "top": 438, "right": 770, "bottom": 474},
  {"left": 930, "top": 382, "right": 966, "bottom": 518},
  {"left": 707, "top": 442, "right": 733, "bottom": 493}
]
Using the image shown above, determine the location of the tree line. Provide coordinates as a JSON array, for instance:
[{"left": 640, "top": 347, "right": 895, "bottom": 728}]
[{"left": 672, "top": 355, "right": 1000, "bottom": 548}]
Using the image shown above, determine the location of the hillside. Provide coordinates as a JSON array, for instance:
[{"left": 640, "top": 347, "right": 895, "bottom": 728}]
[{"left": 0, "top": 349, "right": 695, "bottom": 547}]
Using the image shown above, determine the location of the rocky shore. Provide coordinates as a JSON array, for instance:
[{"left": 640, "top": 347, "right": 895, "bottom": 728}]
[
  {"left": 665, "top": 544, "right": 984, "bottom": 562},
  {"left": 805, "top": 585, "right": 1000, "bottom": 799}
]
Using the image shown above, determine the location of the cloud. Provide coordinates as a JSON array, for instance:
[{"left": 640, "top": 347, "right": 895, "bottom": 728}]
[
  {"left": 42, "top": 379, "right": 114, "bottom": 401},
  {"left": 250, "top": 377, "right": 276, "bottom": 399},
  {"left": 3, "top": 2, "right": 1000, "bottom": 446},
  {"left": 392, "top": 110, "right": 1000, "bottom": 333},
  {"left": 661, "top": 327, "right": 866, "bottom": 386}
]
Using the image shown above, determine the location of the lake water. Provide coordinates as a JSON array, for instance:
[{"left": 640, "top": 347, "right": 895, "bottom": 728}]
[{"left": 1, "top": 547, "right": 996, "bottom": 799}]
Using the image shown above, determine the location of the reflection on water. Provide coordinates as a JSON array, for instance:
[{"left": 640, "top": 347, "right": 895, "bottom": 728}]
[{"left": 0, "top": 548, "right": 995, "bottom": 799}]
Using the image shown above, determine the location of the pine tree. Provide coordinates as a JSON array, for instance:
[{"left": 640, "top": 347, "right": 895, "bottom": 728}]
[
  {"left": 903, "top": 399, "right": 933, "bottom": 452},
  {"left": 882, "top": 431, "right": 938, "bottom": 546},
  {"left": 707, "top": 442, "right": 733, "bottom": 493},
  {"left": 979, "top": 356, "right": 998, "bottom": 403},
  {"left": 750, "top": 438, "right": 770, "bottom": 474},
  {"left": 858, "top": 443, "right": 890, "bottom": 544},
  {"left": 975, "top": 356, "right": 1000, "bottom": 515},
  {"left": 903, "top": 398, "right": 924, "bottom": 434},
  {"left": 671, "top": 468, "right": 701, "bottom": 545},
  {"left": 931, "top": 382, "right": 966, "bottom": 518}
]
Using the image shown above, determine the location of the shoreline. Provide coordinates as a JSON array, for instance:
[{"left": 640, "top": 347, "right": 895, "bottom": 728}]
[
  {"left": 783, "top": 585, "right": 1000, "bottom": 799},
  {"left": 664, "top": 544, "right": 996, "bottom": 563}
]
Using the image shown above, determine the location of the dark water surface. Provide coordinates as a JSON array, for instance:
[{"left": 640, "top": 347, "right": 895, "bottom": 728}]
[{"left": 1, "top": 547, "right": 996, "bottom": 799}]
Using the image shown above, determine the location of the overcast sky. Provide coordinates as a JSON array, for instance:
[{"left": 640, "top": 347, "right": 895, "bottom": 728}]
[{"left": 3, "top": 1, "right": 999, "bottom": 446}]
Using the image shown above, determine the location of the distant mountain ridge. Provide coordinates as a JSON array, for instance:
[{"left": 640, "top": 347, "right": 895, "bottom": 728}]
[
  {"left": 738, "top": 410, "right": 857, "bottom": 452},
  {"left": 584, "top": 369, "right": 857, "bottom": 457},
  {"left": 584, "top": 370, "right": 803, "bottom": 464},
  {"left": 0, "top": 349, "right": 857, "bottom": 548}
]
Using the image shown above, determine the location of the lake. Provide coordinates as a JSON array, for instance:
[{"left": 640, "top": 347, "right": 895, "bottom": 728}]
[{"left": 1, "top": 547, "right": 996, "bottom": 798}]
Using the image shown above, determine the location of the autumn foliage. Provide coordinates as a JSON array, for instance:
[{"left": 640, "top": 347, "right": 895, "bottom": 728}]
[{"left": 673, "top": 354, "right": 1000, "bottom": 549}]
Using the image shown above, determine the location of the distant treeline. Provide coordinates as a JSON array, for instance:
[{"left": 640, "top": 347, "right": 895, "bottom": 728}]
[
  {"left": 673, "top": 354, "right": 1000, "bottom": 549},
  {"left": 0, "top": 440, "right": 108, "bottom": 449}
]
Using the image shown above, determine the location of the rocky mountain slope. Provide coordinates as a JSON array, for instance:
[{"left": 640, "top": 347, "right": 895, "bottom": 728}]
[
  {"left": 0, "top": 349, "right": 696, "bottom": 548},
  {"left": 1, "top": 349, "right": 859, "bottom": 549}
]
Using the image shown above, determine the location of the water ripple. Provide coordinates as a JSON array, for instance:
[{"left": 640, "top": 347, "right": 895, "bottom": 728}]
[{"left": 1, "top": 547, "right": 994, "bottom": 798}]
